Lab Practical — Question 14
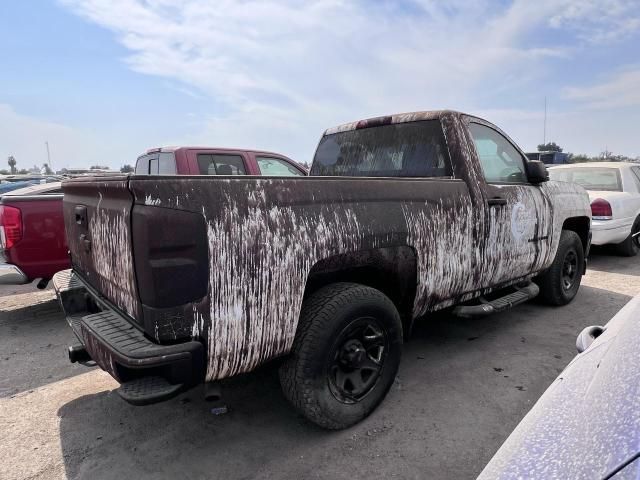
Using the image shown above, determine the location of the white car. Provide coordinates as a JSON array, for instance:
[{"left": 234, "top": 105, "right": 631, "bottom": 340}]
[{"left": 549, "top": 162, "right": 640, "bottom": 256}]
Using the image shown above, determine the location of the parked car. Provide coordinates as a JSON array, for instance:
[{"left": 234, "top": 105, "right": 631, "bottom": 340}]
[
  {"left": 53, "top": 110, "right": 591, "bottom": 429},
  {"left": 135, "top": 146, "right": 307, "bottom": 176},
  {"left": 478, "top": 293, "right": 640, "bottom": 479},
  {"left": 0, "top": 175, "right": 61, "bottom": 195},
  {"left": 549, "top": 162, "right": 640, "bottom": 256},
  {"left": 0, "top": 182, "right": 68, "bottom": 287}
]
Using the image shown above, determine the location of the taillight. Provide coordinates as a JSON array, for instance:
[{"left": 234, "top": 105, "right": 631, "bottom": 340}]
[
  {"left": 591, "top": 198, "right": 612, "bottom": 220},
  {"left": 0, "top": 205, "right": 23, "bottom": 249}
]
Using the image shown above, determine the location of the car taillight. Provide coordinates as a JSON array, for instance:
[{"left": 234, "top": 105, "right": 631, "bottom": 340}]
[
  {"left": 591, "top": 198, "right": 612, "bottom": 220},
  {"left": 0, "top": 205, "right": 23, "bottom": 249}
]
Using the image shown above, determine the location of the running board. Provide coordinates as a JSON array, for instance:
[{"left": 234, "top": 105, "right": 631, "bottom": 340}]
[
  {"left": 117, "top": 376, "right": 184, "bottom": 406},
  {"left": 452, "top": 283, "right": 539, "bottom": 318}
]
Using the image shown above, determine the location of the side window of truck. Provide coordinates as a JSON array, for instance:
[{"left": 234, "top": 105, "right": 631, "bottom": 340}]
[
  {"left": 197, "top": 154, "right": 247, "bottom": 175},
  {"left": 256, "top": 156, "right": 305, "bottom": 176},
  {"left": 468, "top": 123, "right": 528, "bottom": 184},
  {"left": 135, "top": 152, "right": 175, "bottom": 175},
  {"left": 312, "top": 120, "right": 452, "bottom": 177},
  {"left": 135, "top": 155, "right": 151, "bottom": 174},
  {"left": 158, "top": 152, "right": 177, "bottom": 175}
]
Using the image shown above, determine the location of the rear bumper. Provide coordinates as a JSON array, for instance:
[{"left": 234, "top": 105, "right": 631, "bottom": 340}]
[
  {"left": 0, "top": 262, "right": 29, "bottom": 285},
  {"left": 592, "top": 218, "right": 632, "bottom": 245},
  {"left": 53, "top": 269, "right": 204, "bottom": 403}
]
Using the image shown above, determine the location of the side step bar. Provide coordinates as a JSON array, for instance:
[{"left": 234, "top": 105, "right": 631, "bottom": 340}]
[
  {"left": 453, "top": 283, "right": 539, "bottom": 318},
  {"left": 117, "top": 376, "right": 184, "bottom": 406}
]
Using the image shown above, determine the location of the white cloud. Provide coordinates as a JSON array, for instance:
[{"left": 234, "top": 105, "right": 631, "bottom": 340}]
[
  {"left": 58, "top": 0, "right": 577, "bottom": 113},
  {"left": 564, "top": 68, "right": 640, "bottom": 109},
  {"left": 549, "top": 0, "right": 640, "bottom": 43},
  {"left": 39, "top": 0, "right": 640, "bottom": 162}
]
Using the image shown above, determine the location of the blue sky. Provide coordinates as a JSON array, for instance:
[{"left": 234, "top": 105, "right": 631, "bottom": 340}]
[{"left": 1, "top": 0, "right": 639, "bottom": 170}]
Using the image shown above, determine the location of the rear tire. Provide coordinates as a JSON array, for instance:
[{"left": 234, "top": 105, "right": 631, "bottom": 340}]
[
  {"left": 279, "top": 282, "right": 402, "bottom": 430},
  {"left": 616, "top": 217, "right": 640, "bottom": 257},
  {"left": 536, "top": 230, "right": 584, "bottom": 306}
]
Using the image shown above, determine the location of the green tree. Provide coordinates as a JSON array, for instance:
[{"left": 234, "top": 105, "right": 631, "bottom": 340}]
[
  {"left": 120, "top": 164, "right": 134, "bottom": 173},
  {"left": 537, "top": 142, "right": 563, "bottom": 153},
  {"left": 0, "top": 169, "right": 9, "bottom": 175},
  {"left": 7, "top": 155, "right": 16, "bottom": 174},
  {"left": 569, "top": 153, "right": 590, "bottom": 163},
  {"left": 42, "top": 163, "right": 53, "bottom": 174},
  {"left": 17, "top": 169, "right": 28, "bottom": 174},
  {"left": 90, "top": 165, "right": 109, "bottom": 170}
]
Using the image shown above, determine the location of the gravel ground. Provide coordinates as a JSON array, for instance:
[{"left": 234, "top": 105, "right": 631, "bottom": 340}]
[{"left": 1, "top": 248, "right": 638, "bottom": 480}]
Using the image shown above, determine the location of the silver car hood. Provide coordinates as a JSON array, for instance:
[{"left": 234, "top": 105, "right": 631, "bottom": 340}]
[{"left": 478, "top": 294, "right": 640, "bottom": 479}]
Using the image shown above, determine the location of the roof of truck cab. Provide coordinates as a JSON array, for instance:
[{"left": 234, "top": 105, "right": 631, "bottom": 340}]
[
  {"left": 146, "top": 146, "right": 293, "bottom": 158},
  {"left": 323, "top": 110, "right": 467, "bottom": 135}
]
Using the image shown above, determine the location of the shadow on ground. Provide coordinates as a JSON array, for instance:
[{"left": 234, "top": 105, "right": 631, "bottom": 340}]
[
  {"left": 588, "top": 246, "right": 640, "bottom": 275},
  {"left": 0, "top": 296, "right": 91, "bottom": 397},
  {"left": 57, "top": 284, "right": 632, "bottom": 480}
]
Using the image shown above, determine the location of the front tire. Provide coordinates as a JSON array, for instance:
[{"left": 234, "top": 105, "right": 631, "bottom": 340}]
[
  {"left": 536, "top": 230, "right": 584, "bottom": 306},
  {"left": 279, "top": 283, "right": 402, "bottom": 430},
  {"left": 616, "top": 217, "right": 640, "bottom": 257}
]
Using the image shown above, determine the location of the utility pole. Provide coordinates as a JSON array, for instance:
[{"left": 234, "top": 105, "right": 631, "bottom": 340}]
[
  {"left": 543, "top": 96, "right": 547, "bottom": 146},
  {"left": 45, "top": 141, "right": 52, "bottom": 171}
]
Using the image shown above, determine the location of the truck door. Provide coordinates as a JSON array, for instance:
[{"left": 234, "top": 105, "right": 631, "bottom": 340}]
[{"left": 467, "top": 122, "right": 548, "bottom": 288}]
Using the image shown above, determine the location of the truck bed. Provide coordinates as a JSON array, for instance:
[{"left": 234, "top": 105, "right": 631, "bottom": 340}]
[{"left": 62, "top": 173, "right": 577, "bottom": 381}]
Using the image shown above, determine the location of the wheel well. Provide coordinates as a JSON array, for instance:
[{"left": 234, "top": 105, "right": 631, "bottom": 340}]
[
  {"left": 304, "top": 247, "right": 417, "bottom": 323},
  {"left": 562, "top": 216, "right": 590, "bottom": 251}
]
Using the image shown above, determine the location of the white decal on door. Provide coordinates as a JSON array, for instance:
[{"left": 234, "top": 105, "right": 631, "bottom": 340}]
[{"left": 511, "top": 201, "right": 532, "bottom": 242}]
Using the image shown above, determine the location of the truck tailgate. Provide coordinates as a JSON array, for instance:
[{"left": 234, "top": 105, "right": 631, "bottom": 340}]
[{"left": 62, "top": 176, "right": 141, "bottom": 322}]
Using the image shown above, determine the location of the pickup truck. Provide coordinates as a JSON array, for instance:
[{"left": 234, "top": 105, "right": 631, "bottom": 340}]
[
  {"left": 0, "top": 182, "right": 69, "bottom": 287},
  {"left": 54, "top": 110, "right": 591, "bottom": 429},
  {"left": 135, "top": 146, "right": 307, "bottom": 176}
]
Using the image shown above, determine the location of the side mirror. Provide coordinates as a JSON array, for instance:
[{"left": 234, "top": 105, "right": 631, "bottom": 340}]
[{"left": 526, "top": 160, "right": 549, "bottom": 184}]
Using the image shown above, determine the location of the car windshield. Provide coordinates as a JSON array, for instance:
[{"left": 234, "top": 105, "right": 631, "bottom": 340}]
[{"left": 549, "top": 167, "right": 622, "bottom": 191}]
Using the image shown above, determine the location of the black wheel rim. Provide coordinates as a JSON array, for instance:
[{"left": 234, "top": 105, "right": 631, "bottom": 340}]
[
  {"left": 562, "top": 249, "right": 578, "bottom": 291},
  {"left": 327, "top": 317, "right": 388, "bottom": 404}
]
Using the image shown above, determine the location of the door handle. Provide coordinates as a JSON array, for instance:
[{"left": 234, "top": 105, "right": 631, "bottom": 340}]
[
  {"left": 74, "top": 205, "right": 87, "bottom": 226},
  {"left": 487, "top": 197, "right": 507, "bottom": 206}
]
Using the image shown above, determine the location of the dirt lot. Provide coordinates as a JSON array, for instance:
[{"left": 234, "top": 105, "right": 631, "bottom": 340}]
[{"left": 1, "top": 249, "right": 639, "bottom": 480}]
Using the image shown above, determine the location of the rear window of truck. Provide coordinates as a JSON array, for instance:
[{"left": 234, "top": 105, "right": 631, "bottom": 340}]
[{"left": 311, "top": 120, "right": 452, "bottom": 178}]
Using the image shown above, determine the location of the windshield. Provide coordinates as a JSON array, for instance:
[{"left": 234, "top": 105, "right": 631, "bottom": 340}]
[
  {"left": 311, "top": 120, "right": 452, "bottom": 178},
  {"left": 549, "top": 167, "right": 622, "bottom": 191}
]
